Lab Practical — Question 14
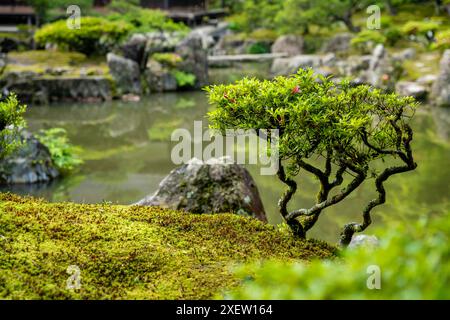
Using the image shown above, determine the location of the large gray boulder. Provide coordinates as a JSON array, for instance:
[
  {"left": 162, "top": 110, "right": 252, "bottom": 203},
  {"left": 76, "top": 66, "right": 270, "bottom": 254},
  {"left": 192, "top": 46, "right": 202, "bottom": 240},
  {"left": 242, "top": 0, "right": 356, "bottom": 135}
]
[
  {"left": 175, "top": 33, "right": 209, "bottom": 88},
  {"left": 136, "top": 157, "right": 267, "bottom": 221},
  {"left": 271, "top": 54, "right": 322, "bottom": 76},
  {"left": 0, "top": 130, "right": 59, "bottom": 184},
  {"left": 107, "top": 53, "right": 142, "bottom": 95},
  {"left": 431, "top": 49, "right": 450, "bottom": 107},
  {"left": 271, "top": 35, "right": 304, "bottom": 56}
]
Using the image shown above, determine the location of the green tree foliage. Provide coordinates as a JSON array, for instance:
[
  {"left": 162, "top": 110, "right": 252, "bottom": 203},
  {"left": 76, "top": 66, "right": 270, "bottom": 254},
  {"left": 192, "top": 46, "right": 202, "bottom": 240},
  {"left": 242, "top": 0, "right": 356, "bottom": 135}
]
[
  {"left": 34, "top": 17, "right": 132, "bottom": 55},
  {"left": 0, "top": 94, "right": 26, "bottom": 160},
  {"left": 227, "top": 213, "right": 450, "bottom": 299},
  {"left": 207, "top": 69, "right": 418, "bottom": 245},
  {"left": 35, "top": 128, "right": 83, "bottom": 173}
]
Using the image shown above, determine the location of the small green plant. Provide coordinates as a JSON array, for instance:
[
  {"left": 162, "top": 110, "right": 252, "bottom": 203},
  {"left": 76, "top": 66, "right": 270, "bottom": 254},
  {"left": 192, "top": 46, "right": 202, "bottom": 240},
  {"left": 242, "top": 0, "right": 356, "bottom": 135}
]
[
  {"left": 36, "top": 128, "right": 83, "bottom": 173},
  {"left": 207, "top": 69, "right": 418, "bottom": 245},
  {"left": 172, "top": 71, "right": 196, "bottom": 88},
  {"left": 0, "top": 94, "right": 27, "bottom": 159},
  {"left": 351, "top": 30, "right": 386, "bottom": 53},
  {"left": 34, "top": 17, "right": 132, "bottom": 55}
]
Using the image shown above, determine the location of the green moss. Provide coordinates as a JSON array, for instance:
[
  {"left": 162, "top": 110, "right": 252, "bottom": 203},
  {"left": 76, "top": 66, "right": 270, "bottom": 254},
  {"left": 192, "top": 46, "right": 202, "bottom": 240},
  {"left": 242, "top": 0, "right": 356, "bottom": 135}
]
[
  {"left": 8, "top": 50, "right": 87, "bottom": 66},
  {"left": 0, "top": 193, "right": 335, "bottom": 299}
]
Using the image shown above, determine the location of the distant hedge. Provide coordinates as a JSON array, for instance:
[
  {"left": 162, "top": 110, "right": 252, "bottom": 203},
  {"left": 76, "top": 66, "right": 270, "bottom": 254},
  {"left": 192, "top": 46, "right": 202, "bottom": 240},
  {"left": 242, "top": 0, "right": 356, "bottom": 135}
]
[{"left": 34, "top": 17, "right": 132, "bottom": 55}]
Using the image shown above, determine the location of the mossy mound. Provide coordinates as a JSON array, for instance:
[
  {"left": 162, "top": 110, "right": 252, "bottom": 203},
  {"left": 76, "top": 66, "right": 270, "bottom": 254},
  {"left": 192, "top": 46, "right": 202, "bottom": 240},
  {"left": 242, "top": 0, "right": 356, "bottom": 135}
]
[{"left": 0, "top": 193, "right": 335, "bottom": 299}]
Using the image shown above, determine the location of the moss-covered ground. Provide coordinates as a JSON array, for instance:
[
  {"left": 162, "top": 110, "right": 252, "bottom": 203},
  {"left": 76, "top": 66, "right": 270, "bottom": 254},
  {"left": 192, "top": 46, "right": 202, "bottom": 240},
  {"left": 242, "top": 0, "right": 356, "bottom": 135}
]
[{"left": 0, "top": 193, "right": 335, "bottom": 299}]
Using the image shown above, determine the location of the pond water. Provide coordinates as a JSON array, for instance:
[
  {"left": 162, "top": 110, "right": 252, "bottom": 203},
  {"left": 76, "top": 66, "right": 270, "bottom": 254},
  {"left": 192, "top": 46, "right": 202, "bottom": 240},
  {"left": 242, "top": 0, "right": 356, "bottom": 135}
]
[{"left": 2, "top": 89, "right": 449, "bottom": 243}]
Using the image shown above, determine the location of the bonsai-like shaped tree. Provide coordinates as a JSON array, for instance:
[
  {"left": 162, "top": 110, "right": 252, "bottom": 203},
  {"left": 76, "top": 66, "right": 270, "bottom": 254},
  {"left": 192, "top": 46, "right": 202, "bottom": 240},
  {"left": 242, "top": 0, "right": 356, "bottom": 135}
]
[{"left": 206, "top": 69, "right": 418, "bottom": 246}]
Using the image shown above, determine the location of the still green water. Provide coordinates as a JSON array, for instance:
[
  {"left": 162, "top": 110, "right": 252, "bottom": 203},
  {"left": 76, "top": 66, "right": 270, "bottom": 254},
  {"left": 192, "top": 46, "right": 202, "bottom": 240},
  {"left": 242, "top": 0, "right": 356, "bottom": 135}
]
[{"left": 3, "top": 91, "right": 449, "bottom": 243}]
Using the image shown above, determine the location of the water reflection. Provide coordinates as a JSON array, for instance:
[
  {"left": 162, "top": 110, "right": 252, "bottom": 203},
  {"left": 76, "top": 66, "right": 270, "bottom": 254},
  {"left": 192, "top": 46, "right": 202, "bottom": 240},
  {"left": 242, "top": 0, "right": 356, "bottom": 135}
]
[{"left": 1, "top": 92, "right": 449, "bottom": 243}]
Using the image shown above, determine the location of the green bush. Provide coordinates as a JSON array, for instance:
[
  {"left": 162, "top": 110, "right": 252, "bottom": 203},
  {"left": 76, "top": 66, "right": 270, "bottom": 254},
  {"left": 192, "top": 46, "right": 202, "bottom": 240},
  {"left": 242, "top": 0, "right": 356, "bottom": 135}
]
[
  {"left": 36, "top": 128, "right": 83, "bottom": 173},
  {"left": 0, "top": 94, "right": 27, "bottom": 159},
  {"left": 227, "top": 213, "right": 450, "bottom": 299},
  {"left": 151, "top": 53, "right": 182, "bottom": 68},
  {"left": 34, "top": 17, "right": 132, "bottom": 55},
  {"left": 106, "top": 3, "right": 189, "bottom": 34},
  {"left": 172, "top": 71, "right": 196, "bottom": 88}
]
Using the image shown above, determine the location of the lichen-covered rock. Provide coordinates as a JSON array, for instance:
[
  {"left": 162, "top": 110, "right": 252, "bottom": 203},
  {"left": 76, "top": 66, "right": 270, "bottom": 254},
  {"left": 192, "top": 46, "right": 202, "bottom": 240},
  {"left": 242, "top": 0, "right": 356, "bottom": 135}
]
[
  {"left": 0, "top": 130, "right": 59, "bottom": 184},
  {"left": 348, "top": 234, "right": 379, "bottom": 249},
  {"left": 122, "top": 33, "right": 148, "bottom": 68},
  {"left": 175, "top": 33, "right": 208, "bottom": 88},
  {"left": 431, "top": 49, "right": 450, "bottom": 107},
  {"left": 1, "top": 72, "right": 112, "bottom": 104},
  {"left": 136, "top": 157, "right": 267, "bottom": 221},
  {"left": 0, "top": 53, "right": 5, "bottom": 71},
  {"left": 321, "top": 33, "right": 352, "bottom": 54},
  {"left": 107, "top": 53, "right": 141, "bottom": 95},
  {"left": 396, "top": 81, "right": 428, "bottom": 100},
  {"left": 271, "top": 35, "right": 304, "bottom": 56}
]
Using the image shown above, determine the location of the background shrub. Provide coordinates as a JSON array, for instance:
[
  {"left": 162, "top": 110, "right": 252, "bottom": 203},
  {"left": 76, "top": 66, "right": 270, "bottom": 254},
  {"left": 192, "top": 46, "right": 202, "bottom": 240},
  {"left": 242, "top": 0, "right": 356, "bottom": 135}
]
[
  {"left": 0, "top": 94, "right": 26, "bottom": 159},
  {"left": 226, "top": 213, "right": 450, "bottom": 299}
]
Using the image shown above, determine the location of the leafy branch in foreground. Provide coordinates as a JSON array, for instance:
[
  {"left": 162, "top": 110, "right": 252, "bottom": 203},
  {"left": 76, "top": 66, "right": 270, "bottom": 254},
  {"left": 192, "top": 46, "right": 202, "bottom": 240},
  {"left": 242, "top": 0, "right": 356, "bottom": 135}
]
[{"left": 207, "top": 69, "right": 418, "bottom": 246}]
